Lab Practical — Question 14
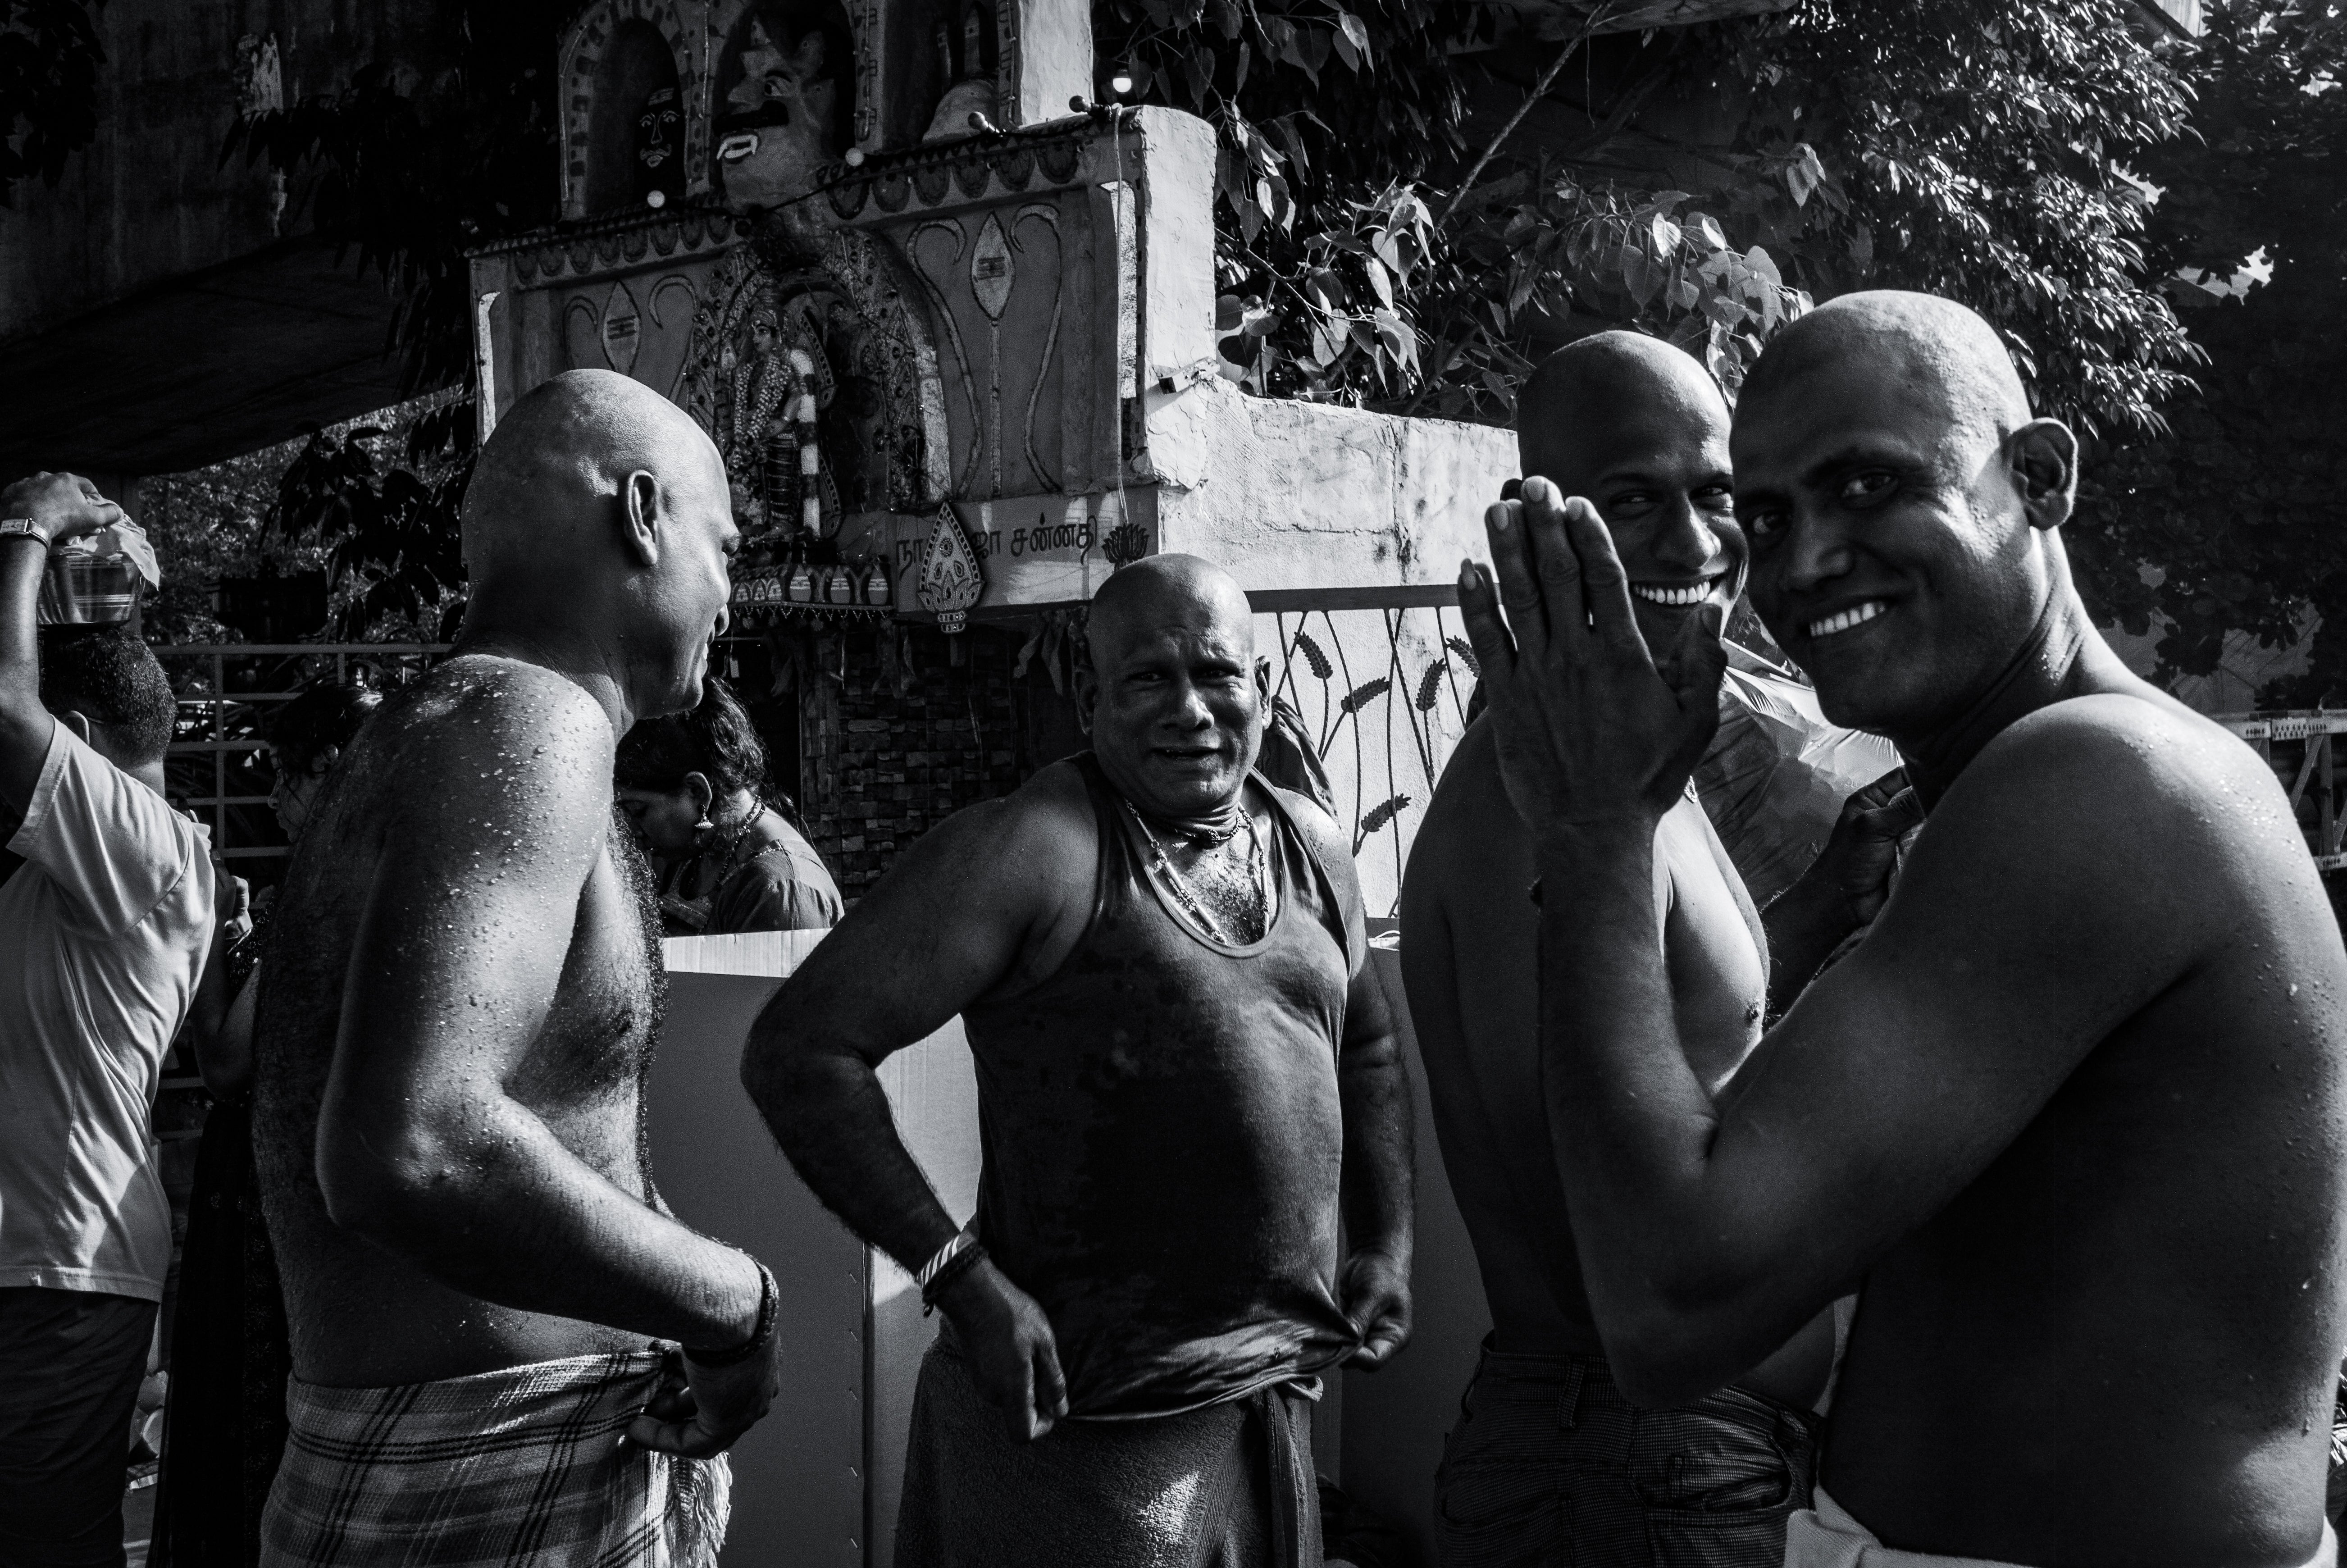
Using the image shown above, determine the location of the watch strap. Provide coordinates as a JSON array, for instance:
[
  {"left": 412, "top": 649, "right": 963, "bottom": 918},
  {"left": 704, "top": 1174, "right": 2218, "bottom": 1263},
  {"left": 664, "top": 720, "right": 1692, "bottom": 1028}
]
[{"left": 0, "top": 518, "right": 52, "bottom": 548}]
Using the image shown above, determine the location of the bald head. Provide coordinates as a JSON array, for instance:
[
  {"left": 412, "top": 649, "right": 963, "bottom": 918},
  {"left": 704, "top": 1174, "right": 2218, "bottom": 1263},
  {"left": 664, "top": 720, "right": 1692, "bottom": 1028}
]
[
  {"left": 1732, "top": 290, "right": 2080, "bottom": 741},
  {"left": 1086, "top": 554, "right": 1256, "bottom": 667},
  {"left": 1080, "top": 555, "right": 1267, "bottom": 821},
  {"left": 1513, "top": 333, "right": 1745, "bottom": 639},
  {"left": 1517, "top": 332, "right": 1729, "bottom": 490},
  {"left": 464, "top": 369, "right": 729, "bottom": 581},
  {"left": 1743, "top": 292, "right": 2032, "bottom": 447},
  {"left": 460, "top": 369, "right": 740, "bottom": 721}
]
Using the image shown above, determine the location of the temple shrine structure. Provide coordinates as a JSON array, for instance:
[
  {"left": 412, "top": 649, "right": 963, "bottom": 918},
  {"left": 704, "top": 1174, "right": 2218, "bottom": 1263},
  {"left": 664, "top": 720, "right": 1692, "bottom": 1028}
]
[{"left": 468, "top": 0, "right": 1511, "bottom": 922}]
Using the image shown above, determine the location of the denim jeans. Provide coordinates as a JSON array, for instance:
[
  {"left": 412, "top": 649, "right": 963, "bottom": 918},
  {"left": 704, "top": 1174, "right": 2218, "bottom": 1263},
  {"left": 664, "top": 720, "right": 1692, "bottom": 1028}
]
[{"left": 1436, "top": 1340, "right": 1818, "bottom": 1568}]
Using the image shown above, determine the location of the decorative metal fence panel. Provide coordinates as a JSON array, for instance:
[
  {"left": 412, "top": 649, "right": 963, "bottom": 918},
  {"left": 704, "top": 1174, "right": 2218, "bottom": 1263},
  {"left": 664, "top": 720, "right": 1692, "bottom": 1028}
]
[
  {"left": 1251, "top": 586, "right": 1475, "bottom": 919},
  {"left": 157, "top": 643, "right": 448, "bottom": 872}
]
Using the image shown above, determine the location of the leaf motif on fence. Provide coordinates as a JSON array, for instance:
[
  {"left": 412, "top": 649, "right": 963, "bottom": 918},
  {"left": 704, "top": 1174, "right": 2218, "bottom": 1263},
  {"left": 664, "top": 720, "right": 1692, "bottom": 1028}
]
[
  {"left": 1415, "top": 658, "right": 1447, "bottom": 711},
  {"left": 1294, "top": 629, "right": 1333, "bottom": 680},
  {"left": 1445, "top": 634, "right": 1479, "bottom": 676},
  {"left": 1354, "top": 792, "right": 1411, "bottom": 853},
  {"left": 1339, "top": 676, "right": 1391, "bottom": 715}
]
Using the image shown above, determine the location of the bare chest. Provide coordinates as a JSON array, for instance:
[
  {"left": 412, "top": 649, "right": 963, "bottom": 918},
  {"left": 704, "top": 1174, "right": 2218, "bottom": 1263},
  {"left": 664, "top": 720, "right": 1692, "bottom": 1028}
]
[
  {"left": 512, "top": 830, "right": 665, "bottom": 1116},
  {"left": 1655, "top": 798, "right": 1768, "bottom": 1091}
]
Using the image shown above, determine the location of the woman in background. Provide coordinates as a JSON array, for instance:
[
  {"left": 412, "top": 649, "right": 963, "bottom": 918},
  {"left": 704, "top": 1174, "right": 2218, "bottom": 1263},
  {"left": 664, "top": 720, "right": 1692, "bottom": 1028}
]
[
  {"left": 615, "top": 675, "right": 841, "bottom": 935},
  {"left": 156, "top": 678, "right": 380, "bottom": 1568}
]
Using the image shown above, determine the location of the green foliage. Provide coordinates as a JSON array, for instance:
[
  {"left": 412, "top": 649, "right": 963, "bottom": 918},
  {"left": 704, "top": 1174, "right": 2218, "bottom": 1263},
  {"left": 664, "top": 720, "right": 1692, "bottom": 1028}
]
[
  {"left": 0, "top": 0, "right": 104, "bottom": 208},
  {"left": 1722, "top": 0, "right": 2198, "bottom": 437},
  {"left": 265, "top": 420, "right": 469, "bottom": 640},
  {"left": 1105, "top": 0, "right": 2198, "bottom": 435},
  {"left": 2070, "top": 0, "right": 2347, "bottom": 697},
  {"left": 1096, "top": 0, "right": 1475, "bottom": 397},
  {"left": 222, "top": 4, "right": 565, "bottom": 396},
  {"left": 219, "top": 1, "right": 567, "bottom": 629}
]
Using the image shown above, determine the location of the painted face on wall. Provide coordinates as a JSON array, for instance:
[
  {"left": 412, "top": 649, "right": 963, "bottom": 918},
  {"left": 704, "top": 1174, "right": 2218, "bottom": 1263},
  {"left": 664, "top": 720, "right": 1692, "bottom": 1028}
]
[{"left": 637, "top": 86, "right": 683, "bottom": 200}]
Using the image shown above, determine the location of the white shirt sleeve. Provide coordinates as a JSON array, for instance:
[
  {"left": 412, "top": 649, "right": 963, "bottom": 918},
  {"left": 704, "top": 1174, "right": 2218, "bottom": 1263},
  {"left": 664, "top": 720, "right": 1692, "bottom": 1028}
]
[{"left": 8, "top": 721, "right": 207, "bottom": 939}]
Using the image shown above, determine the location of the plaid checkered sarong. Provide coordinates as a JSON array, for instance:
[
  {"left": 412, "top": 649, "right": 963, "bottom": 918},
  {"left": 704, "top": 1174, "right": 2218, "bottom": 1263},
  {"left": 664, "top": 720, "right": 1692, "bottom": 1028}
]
[{"left": 259, "top": 1351, "right": 730, "bottom": 1568}]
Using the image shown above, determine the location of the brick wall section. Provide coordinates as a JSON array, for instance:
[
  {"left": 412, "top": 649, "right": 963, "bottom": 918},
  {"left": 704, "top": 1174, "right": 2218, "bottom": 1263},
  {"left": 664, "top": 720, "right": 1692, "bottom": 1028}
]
[{"left": 796, "top": 624, "right": 1030, "bottom": 897}]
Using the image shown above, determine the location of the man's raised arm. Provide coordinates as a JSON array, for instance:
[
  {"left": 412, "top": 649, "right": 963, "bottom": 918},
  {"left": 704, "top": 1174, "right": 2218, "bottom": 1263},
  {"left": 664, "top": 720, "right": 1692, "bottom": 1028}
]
[
  {"left": 315, "top": 674, "right": 767, "bottom": 1414},
  {"left": 0, "top": 474, "right": 122, "bottom": 825},
  {"left": 740, "top": 781, "right": 1088, "bottom": 1438},
  {"left": 1457, "top": 483, "right": 2215, "bottom": 1406}
]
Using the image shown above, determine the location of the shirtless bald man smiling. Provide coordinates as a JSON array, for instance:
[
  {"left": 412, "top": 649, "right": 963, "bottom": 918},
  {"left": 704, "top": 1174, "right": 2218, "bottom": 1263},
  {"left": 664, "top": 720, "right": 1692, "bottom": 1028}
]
[
  {"left": 1406, "top": 334, "right": 1901, "bottom": 1567},
  {"left": 1463, "top": 292, "right": 2347, "bottom": 1567},
  {"left": 253, "top": 370, "right": 775, "bottom": 1568}
]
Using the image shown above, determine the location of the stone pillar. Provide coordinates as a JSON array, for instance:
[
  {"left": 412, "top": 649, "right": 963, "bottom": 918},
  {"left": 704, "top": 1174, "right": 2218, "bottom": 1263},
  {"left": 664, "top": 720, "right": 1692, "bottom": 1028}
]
[{"left": 997, "top": 0, "right": 1093, "bottom": 128}]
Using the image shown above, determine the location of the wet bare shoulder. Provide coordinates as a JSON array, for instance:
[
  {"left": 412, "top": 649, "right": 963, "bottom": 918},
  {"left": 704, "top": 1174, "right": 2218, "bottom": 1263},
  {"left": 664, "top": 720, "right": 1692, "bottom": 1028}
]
[
  {"left": 363, "top": 656, "right": 617, "bottom": 853},
  {"left": 1962, "top": 692, "right": 2304, "bottom": 889}
]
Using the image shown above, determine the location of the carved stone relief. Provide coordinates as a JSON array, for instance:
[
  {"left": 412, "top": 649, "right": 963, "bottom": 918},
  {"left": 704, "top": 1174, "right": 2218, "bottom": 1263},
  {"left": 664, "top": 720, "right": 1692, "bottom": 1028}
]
[{"left": 560, "top": 271, "right": 703, "bottom": 398}]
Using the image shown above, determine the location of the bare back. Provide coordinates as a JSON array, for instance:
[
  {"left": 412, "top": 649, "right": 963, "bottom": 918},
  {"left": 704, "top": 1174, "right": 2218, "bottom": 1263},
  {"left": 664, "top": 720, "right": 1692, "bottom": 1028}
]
[
  {"left": 1810, "top": 686, "right": 2347, "bottom": 1564},
  {"left": 1403, "top": 719, "right": 1832, "bottom": 1404},
  {"left": 253, "top": 657, "right": 666, "bottom": 1386}
]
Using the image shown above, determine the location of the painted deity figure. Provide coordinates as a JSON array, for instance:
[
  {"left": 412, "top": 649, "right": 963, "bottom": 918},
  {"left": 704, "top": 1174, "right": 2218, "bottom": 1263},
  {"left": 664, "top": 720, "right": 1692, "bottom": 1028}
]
[
  {"left": 718, "top": 301, "right": 839, "bottom": 564},
  {"left": 716, "top": 19, "right": 839, "bottom": 214}
]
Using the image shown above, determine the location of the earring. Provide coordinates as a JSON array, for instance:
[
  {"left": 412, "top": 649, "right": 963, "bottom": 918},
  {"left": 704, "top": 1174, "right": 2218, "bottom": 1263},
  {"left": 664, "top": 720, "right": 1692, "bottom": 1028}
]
[{"left": 693, "top": 816, "right": 714, "bottom": 832}]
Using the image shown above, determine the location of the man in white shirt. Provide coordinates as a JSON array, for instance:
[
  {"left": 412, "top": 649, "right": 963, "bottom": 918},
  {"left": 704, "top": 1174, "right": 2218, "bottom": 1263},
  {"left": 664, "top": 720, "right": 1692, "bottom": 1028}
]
[{"left": 0, "top": 472, "right": 216, "bottom": 1568}]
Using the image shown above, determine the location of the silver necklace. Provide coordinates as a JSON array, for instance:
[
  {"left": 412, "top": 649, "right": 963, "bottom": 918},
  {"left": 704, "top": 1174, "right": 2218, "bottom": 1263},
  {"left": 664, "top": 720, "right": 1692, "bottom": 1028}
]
[{"left": 1122, "top": 796, "right": 1267, "bottom": 944}]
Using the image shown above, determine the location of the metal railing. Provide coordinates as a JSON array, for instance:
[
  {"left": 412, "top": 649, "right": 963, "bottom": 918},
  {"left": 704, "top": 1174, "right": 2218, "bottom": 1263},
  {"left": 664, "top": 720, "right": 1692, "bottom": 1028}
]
[
  {"left": 2218, "top": 711, "right": 2347, "bottom": 872},
  {"left": 156, "top": 644, "right": 448, "bottom": 867},
  {"left": 1250, "top": 585, "right": 1474, "bottom": 917}
]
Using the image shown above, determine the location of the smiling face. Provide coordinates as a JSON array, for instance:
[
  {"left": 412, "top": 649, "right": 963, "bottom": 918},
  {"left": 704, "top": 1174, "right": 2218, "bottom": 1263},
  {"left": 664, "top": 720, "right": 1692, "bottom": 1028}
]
[
  {"left": 1733, "top": 313, "right": 2057, "bottom": 739},
  {"left": 1078, "top": 558, "right": 1268, "bottom": 820},
  {"left": 1518, "top": 335, "right": 1746, "bottom": 657}
]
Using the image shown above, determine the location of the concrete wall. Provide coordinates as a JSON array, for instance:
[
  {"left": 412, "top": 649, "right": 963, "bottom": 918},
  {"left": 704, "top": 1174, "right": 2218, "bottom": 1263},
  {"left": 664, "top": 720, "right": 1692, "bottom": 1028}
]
[
  {"left": 1148, "top": 377, "right": 1517, "bottom": 597},
  {"left": 0, "top": 0, "right": 442, "bottom": 345}
]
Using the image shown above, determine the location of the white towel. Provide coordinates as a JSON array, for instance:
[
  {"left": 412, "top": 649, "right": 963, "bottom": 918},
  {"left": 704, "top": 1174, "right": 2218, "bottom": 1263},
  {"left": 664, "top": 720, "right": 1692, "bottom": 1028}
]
[{"left": 1785, "top": 1485, "right": 2336, "bottom": 1568}]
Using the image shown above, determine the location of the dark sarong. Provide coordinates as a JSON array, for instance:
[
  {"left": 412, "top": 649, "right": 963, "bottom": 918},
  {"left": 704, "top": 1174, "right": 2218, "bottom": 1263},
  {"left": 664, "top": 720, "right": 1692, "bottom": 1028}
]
[
  {"left": 895, "top": 1327, "right": 1323, "bottom": 1568},
  {"left": 1436, "top": 1341, "right": 1817, "bottom": 1568},
  {"left": 0, "top": 1286, "right": 157, "bottom": 1568},
  {"left": 154, "top": 1093, "right": 292, "bottom": 1568}
]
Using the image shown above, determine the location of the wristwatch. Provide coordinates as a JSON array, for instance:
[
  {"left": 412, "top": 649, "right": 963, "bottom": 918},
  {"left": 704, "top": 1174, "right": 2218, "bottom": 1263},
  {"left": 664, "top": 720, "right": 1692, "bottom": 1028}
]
[{"left": 0, "top": 518, "right": 52, "bottom": 549}]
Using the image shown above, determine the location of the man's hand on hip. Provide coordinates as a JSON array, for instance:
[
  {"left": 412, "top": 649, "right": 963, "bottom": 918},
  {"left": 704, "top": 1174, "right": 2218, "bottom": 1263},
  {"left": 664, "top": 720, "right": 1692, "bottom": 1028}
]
[
  {"left": 626, "top": 1253, "right": 780, "bottom": 1459},
  {"left": 938, "top": 1255, "right": 1067, "bottom": 1442},
  {"left": 0, "top": 472, "right": 122, "bottom": 547},
  {"left": 1339, "top": 1244, "right": 1412, "bottom": 1370},
  {"left": 626, "top": 1340, "right": 779, "bottom": 1460}
]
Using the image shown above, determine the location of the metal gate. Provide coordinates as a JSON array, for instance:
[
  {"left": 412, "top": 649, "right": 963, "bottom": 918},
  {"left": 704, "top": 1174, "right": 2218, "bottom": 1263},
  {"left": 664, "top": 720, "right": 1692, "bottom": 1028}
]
[{"left": 157, "top": 643, "right": 447, "bottom": 871}]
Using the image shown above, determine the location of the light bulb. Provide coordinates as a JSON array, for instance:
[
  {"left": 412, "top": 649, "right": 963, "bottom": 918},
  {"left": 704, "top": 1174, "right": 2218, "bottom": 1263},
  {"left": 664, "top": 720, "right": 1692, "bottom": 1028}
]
[
  {"left": 645, "top": 188, "right": 667, "bottom": 209},
  {"left": 1110, "top": 73, "right": 1134, "bottom": 95}
]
